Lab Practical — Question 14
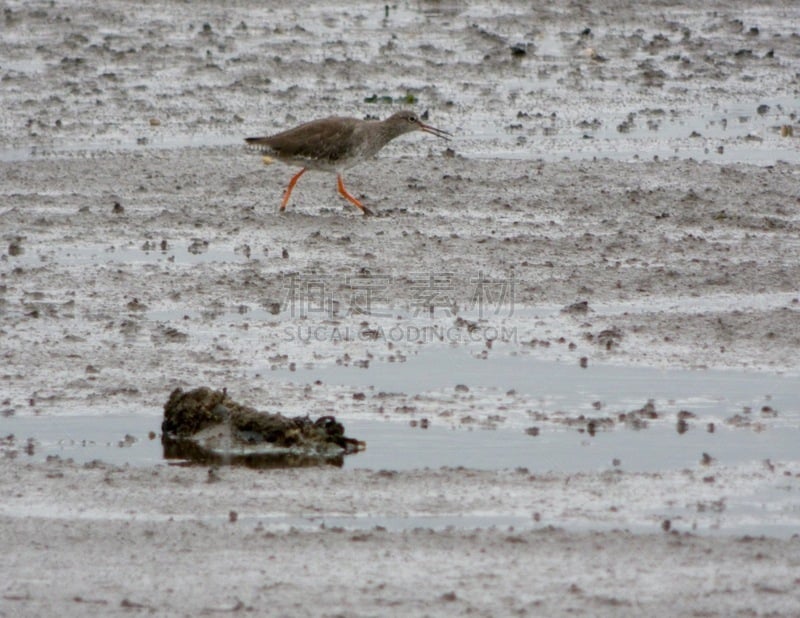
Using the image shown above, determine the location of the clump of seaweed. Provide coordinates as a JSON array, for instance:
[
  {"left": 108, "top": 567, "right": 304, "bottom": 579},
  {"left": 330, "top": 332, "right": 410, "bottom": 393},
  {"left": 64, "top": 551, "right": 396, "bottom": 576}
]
[{"left": 162, "top": 387, "right": 364, "bottom": 468}]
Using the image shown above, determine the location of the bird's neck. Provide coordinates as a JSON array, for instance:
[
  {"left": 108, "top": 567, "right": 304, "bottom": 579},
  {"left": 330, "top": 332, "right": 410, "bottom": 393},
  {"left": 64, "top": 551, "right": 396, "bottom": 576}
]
[{"left": 377, "top": 119, "right": 406, "bottom": 142}]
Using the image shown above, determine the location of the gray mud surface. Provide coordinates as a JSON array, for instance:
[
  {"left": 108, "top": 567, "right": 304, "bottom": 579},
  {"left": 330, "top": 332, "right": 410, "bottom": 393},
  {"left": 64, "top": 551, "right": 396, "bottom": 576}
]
[{"left": 2, "top": 0, "right": 800, "bottom": 616}]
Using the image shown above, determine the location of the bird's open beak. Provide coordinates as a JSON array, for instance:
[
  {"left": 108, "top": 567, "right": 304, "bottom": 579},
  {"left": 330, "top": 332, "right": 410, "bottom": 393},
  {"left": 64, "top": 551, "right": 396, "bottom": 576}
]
[{"left": 418, "top": 122, "right": 452, "bottom": 141}]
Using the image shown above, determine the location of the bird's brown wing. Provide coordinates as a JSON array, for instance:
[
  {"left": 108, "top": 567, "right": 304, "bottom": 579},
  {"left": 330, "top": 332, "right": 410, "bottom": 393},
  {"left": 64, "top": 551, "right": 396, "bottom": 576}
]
[{"left": 245, "top": 117, "right": 360, "bottom": 163}]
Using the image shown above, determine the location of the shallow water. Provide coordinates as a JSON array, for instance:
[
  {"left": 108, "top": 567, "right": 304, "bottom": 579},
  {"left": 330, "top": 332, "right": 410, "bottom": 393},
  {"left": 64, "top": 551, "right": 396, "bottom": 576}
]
[
  {"left": 3, "top": 408, "right": 796, "bottom": 473},
  {"left": 273, "top": 346, "right": 797, "bottom": 416},
  {"left": 9, "top": 242, "right": 246, "bottom": 267},
  {"left": 4, "top": 348, "right": 797, "bottom": 472},
  {"left": 1, "top": 97, "right": 795, "bottom": 166}
]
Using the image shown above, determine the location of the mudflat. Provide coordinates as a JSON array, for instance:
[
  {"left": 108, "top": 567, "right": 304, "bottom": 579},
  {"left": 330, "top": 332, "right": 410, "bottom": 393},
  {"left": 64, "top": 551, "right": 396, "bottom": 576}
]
[{"left": 1, "top": 1, "right": 799, "bottom": 615}]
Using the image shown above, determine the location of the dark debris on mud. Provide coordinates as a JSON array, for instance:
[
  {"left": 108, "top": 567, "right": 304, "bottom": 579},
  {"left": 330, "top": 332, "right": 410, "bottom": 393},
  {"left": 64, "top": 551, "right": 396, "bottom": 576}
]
[{"left": 162, "top": 387, "right": 364, "bottom": 468}]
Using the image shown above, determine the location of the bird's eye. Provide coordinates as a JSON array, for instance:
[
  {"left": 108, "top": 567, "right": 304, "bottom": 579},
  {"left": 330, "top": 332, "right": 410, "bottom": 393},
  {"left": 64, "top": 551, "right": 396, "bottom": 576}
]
[{"left": 408, "top": 115, "right": 417, "bottom": 123}]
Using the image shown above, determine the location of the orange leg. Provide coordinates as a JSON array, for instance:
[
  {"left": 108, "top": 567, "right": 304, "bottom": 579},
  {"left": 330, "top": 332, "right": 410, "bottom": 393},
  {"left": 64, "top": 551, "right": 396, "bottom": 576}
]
[
  {"left": 337, "top": 174, "right": 374, "bottom": 216},
  {"left": 280, "top": 168, "right": 307, "bottom": 211}
]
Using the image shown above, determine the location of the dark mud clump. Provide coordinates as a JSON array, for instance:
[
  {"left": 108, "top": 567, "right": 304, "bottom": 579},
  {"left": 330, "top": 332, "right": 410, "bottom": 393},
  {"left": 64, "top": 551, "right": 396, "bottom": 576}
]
[{"left": 162, "top": 387, "right": 364, "bottom": 468}]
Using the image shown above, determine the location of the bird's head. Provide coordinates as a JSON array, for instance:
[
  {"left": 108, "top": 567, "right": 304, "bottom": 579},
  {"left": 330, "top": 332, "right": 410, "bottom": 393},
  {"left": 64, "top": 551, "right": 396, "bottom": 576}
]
[{"left": 384, "top": 111, "right": 452, "bottom": 141}]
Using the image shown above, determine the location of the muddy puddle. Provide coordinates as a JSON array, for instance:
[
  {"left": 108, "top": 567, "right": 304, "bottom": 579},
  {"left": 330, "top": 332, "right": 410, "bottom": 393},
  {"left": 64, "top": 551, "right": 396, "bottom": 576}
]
[
  {"left": 10, "top": 242, "right": 246, "bottom": 267},
  {"left": 4, "top": 349, "right": 797, "bottom": 472},
  {"left": 465, "top": 96, "right": 799, "bottom": 165},
  {"left": 1, "top": 97, "right": 795, "bottom": 166},
  {"left": 271, "top": 346, "right": 797, "bottom": 412},
  {"left": 3, "top": 407, "right": 797, "bottom": 473}
]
